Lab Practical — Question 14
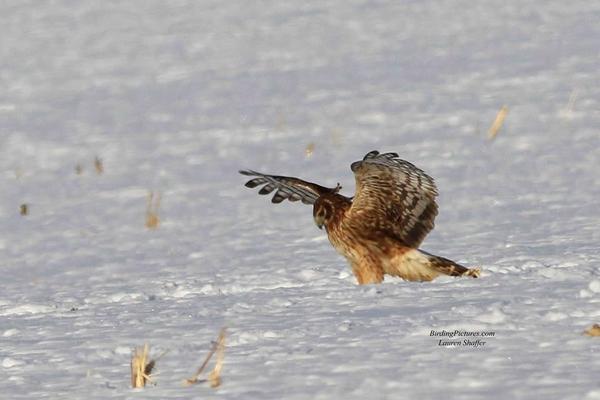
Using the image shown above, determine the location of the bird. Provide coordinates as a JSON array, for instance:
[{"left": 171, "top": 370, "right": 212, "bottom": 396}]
[{"left": 239, "top": 150, "right": 480, "bottom": 284}]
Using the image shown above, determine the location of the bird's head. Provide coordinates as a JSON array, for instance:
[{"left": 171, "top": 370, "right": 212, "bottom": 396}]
[{"left": 313, "top": 197, "right": 334, "bottom": 230}]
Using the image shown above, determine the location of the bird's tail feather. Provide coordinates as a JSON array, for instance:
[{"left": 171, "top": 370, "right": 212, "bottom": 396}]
[
  {"left": 421, "top": 250, "right": 480, "bottom": 278},
  {"left": 387, "top": 249, "right": 480, "bottom": 281}
]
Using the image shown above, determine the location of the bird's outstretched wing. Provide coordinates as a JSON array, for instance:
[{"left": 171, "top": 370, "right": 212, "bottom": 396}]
[
  {"left": 240, "top": 170, "right": 340, "bottom": 205},
  {"left": 348, "top": 151, "right": 438, "bottom": 248}
]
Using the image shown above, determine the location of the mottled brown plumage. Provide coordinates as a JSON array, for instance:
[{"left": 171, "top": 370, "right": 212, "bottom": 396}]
[{"left": 240, "top": 150, "right": 480, "bottom": 284}]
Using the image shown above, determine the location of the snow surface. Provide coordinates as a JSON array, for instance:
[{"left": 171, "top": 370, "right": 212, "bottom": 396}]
[{"left": 1, "top": 1, "right": 599, "bottom": 399}]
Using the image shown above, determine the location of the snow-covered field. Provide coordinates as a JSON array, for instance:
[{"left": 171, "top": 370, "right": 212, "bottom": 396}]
[{"left": 1, "top": 1, "right": 599, "bottom": 398}]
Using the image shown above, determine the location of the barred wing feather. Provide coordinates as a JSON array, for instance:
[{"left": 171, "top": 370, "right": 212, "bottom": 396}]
[
  {"left": 348, "top": 151, "right": 439, "bottom": 248},
  {"left": 240, "top": 170, "right": 339, "bottom": 205}
]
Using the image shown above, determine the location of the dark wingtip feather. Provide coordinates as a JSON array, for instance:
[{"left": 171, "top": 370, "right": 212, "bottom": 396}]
[
  {"left": 239, "top": 169, "right": 260, "bottom": 176},
  {"left": 363, "top": 150, "right": 380, "bottom": 160},
  {"left": 241, "top": 170, "right": 266, "bottom": 188},
  {"left": 258, "top": 184, "right": 275, "bottom": 195},
  {"left": 239, "top": 169, "right": 328, "bottom": 206},
  {"left": 271, "top": 194, "right": 285, "bottom": 203},
  {"left": 244, "top": 179, "right": 261, "bottom": 188}
]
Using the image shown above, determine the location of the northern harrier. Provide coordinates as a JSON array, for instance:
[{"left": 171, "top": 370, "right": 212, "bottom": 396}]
[{"left": 240, "top": 151, "right": 480, "bottom": 284}]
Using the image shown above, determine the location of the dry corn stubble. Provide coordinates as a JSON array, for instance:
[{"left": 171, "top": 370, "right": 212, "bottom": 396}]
[
  {"left": 145, "top": 191, "right": 161, "bottom": 229},
  {"left": 185, "top": 328, "right": 227, "bottom": 388},
  {"left": 94, "top": 156, "right": 104, "bottom": 175},
  {"left": 305, "top": 142, "right": 315, "bottom": 158},
  {"left": 584, "top": 324, "right": 600, "bottom": 337},
  {"left": 130, "top": 344, "right": 154, "bottom": 388},
  {"left": 130, "top": 345, "right": 169, "bottom": 388},
  {"left": 488, "top": 105, "right": 508, "bottom": 140}
]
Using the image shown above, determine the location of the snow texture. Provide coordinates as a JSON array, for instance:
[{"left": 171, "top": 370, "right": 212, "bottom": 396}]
[{"left": 1, "top": 1, "right": 599, "bottom": 399}]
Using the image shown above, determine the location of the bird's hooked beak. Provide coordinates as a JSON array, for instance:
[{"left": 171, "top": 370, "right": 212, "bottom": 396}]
[{"left": 314, "top": 214, "right": 325, "bottom": 230}]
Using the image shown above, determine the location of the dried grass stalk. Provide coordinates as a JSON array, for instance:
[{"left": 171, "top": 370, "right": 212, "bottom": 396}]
[
  {"left": 584, "top": 324, "right": 600, "bottom": 337},
  {"left": 145, "top": 191, "right": 161, "bottom": 229},
  {"left": 565, "top": 89, "right": 578, "bottom": 113},
  {"left": 488, "top": 105, "right": 508, "bottom": 140},
  {"left": 131, "top": 344, "right": 155, "bottom": 388},
  {"left": 94, "top": 156, "right": 104, "bottom": 175},
  {"left": 208, "top": 329, "right": 226, "bottom": 388},
  {"left": 185, "top": 328, "right": 227, "bottom": 387},
  {"left": 20, "top": 204, "right": 28, "bottom": 216},
  {"left": 305, "top": 142, "right": 315, "bottom": 158},
  {"left": 130, "top": 345, "right": 168, "bottom": 388}
]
